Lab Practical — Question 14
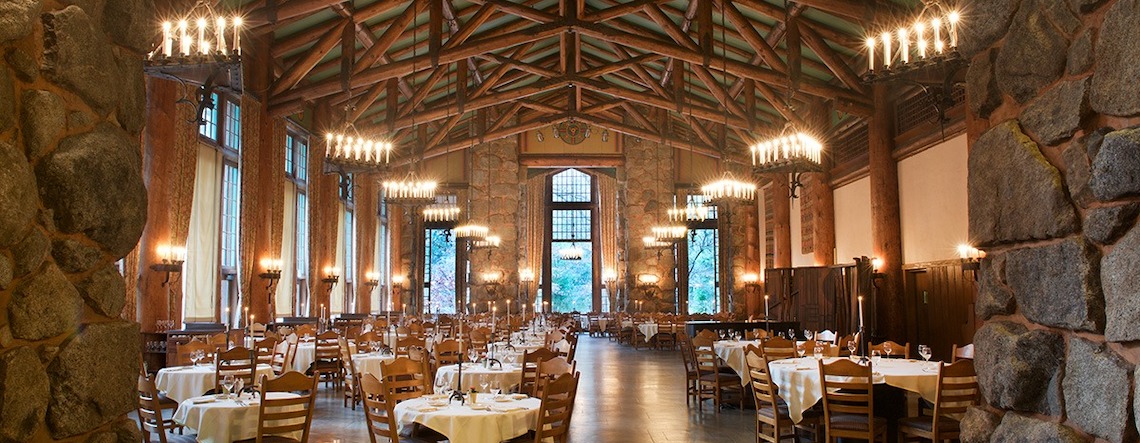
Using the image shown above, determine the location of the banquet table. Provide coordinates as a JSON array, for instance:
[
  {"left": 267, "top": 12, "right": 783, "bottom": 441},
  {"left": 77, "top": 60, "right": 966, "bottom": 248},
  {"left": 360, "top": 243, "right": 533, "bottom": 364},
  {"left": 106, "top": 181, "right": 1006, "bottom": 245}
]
[
  {"left": 292, "top": 341, "right": 356, "bottom": 372},
  {"left": 712, "top": 340, "right": 763, "bottom": 386},
  {"left": 394, "top": 395, "right": 540, "bottom": 443},
  {"left": 767, "top": 357, "right": 940, "bottom": 423},
  {"left": 173, "top": 392, "right": 303, "bottom": 443},
  {"left": 350, "top": 353, "right": 398, "bottom": 379},
  {"left": 435, "top": 363, "right": 523, "bottom": 391},
  {"left": 155, "top": 364, "right": 275, "bottom": 403}
]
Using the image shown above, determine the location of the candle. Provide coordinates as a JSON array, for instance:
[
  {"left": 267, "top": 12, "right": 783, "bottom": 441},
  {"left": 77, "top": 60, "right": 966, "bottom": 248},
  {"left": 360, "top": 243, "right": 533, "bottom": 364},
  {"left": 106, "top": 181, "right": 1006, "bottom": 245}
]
[
  {"left": 858, "top": 296, "right": 865, "bottom": 330},
  {"left": 178, "top": 21, "right": 190, "bottom": 56},
  {"left": 197, "top": 18, "right": 207, "bottom": 55},
  {"left": 764, "top": 295, "right": 770, "bottom": 319},
  {"left": 915, "top": 22, "right": 926, "bottom": 58},
  {"left": 948, "top": 11, "right": 960, "bottom": 48},
  {"left": 162, "top": 22, "right": 173, "bottom": 57},
  {"left": 224, "top": 307, "right": 230, "bottom": 327},
  {"left": 933, "top": 18, "right": 942, "bottom": 53},
  {"left": 898, "top": 28, "right": 909, "bottom": 64},
  {"left": 866, "top": 37, "right": 875, "bottom": 71},
  {"left": 880, "top": 32, "right": 892, "bottom": 68},
  {"left": 215, "top": 17, "right": 226, "bottom": 55},
  {"left": 232, "top": 17, "right": 242, "bottom": 54}
]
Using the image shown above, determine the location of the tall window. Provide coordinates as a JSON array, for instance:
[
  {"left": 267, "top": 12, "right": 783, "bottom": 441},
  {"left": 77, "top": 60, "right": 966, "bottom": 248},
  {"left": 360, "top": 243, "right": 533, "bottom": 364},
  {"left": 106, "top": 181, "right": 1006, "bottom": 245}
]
[
  {"left": 199, "top": 93, "right": 218, "bottom": 140},
  {"left": 680, "top": 194, "right": 721, "bottom": 314},
  {"left": 286, "top": 132, "right": 310, "bottom": 316},
  {"left": 220, "top": 163, "right": 240, "bottom": 269},
  {"left": 424, "top": 227, "right": 457, "bottom": 314},
  {"left": 547, "top": 169, "right": 596, "bottom": 313},
  {"left": 341, "top": 174, "right": 355, "bottom": 312}
]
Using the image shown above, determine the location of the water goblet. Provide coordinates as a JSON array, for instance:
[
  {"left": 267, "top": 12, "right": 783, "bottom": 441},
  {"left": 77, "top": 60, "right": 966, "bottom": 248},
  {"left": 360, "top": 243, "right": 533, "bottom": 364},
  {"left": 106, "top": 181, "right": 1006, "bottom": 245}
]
[
  {"left": 803, "top": 330, "right": 814, "bottom": 341},
  {"left": 813, "top": 345, "right": 824, "bottom": 359},
  {"left": 787, "top": 329, "right": 796, "bottom": 340},
  {"left": 491, "top": 380, "right": 502, "bottom": 396},
  {"left": 847, "top": 340, "right": 858, "bottom": 358},
  {"left": 919, "top": 345, "right": 932, "bottom": 362},
  {"left": 479, "top": 376, "right": 490, "bottom": 394},
  {"left": 883, "top": 342, "right": 893, "bottom": 358},
  {"left": 221, "top": 374, "right": 236, "bottom": 400},
  {"left": 871, "top": 350, "right": 881, "bottom": 365},
  {"left": 796, "top": 344, "right": 806, "bottom": 358}
]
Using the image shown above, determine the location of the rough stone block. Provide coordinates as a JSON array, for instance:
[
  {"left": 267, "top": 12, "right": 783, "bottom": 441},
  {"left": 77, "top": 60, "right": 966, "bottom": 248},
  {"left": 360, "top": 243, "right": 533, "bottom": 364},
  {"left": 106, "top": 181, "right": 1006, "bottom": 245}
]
[
  {"left": 1064, "top": 337, "right": 1135, "bottom": 443},
  {"left": 21, "top": 89, "right": 66, "bottom": 160},
  {"left": 1091, "top": 127, "right": 1140, "bottom": 200},
  {"left": 967, "top": 50, "right": 1001, "bottom": 119},
  {"left": 113, "top": 52, "right": 146, "bottom": 133},
  {"left": 47, "top": 322, "right": 141, "bottom": 438},
  {"left": 1071, "top": 0, "right": 1106, "bottom": 12},
  {"left": 1093, "top": 0, "right": 1140, "bottom": 116},
  {"left": 1063, "top": 129, "right": 1112, "bottom": 208},
  {"left": 968, "top": 121, "right": 1079, "bottom": 246},
  {"left": 0, "top": 67, "right": 13, "bottom": 132},
  {"left": 11, "top": 227, "right": 49, "bottom": 278},
  {"left": 1005, "top": 237, "right": 1104, "bottom": 332},
  {"left": 36, "top": 124, "right": 147, "bottom": 256},
  {"left": 77, "top": 264, "right": 126, "bottom": 317},
  {"left": 996, "top": 0, "right": 1071, "bottom": 103},
  {"left": 51, "top": 238, "right": 104, "bottom": 274},
  {"left": 977, "top": 254, "right": 1015, "bottom": 319},
  {"left": 960, "top": 406, "right": 1001, "bottom": 443},
  {"left": 1067, "top": 28, "right": 1094, "bottom": 75},
  {"left": 1021, "top": 78, "right": 1089, "bottom": 146},
  {"left": 102, "top": 0, "right": 154, "bottom": 53},
  {"left": 1085, "top": 203, "right": 1140, "bottom": 244},
  {"left": 42, "top": 6, "right": 117, "bottom": 111},
  {"left": 991, "top": 413, "right": 1090, "bottom": 443},
  {"left": 0, "top": 0, "right": 41, "bottom": 42},
  {"left": 975, "top": 321, "right": 1064, "bottom": 414},
  {"left": 5, "top": 48, "right": 38, "bottom": 82},
  {"left": 0, "top": 347, "right": 50, "bottom": 443},
  {"left": 0, "top": 141, "right": 38, "bottom": 248},
  {"left": 8, "top": 263, "right": 82, "bottom": 340},
  {"left": 958, "top": 0, "right": 1021, "bottom": 58},
  {"left": 1102, "top": 224, "right": 1140, "bottom": 341},
  {"left": 0, "top": 254, "right": 12, "bottom": 289}
]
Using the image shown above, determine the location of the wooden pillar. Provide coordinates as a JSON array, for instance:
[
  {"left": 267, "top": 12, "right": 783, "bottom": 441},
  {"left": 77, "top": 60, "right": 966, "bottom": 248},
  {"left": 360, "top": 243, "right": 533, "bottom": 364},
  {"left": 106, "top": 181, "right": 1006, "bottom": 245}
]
[
  {"left": 308, "top": 103, "right": 340, "bottom": 316},
  {"left": 770, "top": 173, "right": 792, "bottom": 268},
  {"left": 806, "top": 172, "right": 836, "bottom": 266},
  {"left": 868, "top": 82, "right": 905, "bottom": 340},
  {"left": 242, "top": 35, "right": 277, "bottom": 324},
  {"left": 355, "top": 180, "right": 378, "bottom": 313}
]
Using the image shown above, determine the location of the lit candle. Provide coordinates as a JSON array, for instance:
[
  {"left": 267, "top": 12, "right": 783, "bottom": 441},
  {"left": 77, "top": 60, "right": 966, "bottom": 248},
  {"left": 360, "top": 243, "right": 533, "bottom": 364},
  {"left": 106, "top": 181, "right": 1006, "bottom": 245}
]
[
  {"left": 178, "top": 20, "right": 190, "bottom": 56},
  {"left": 932, "top": 18, "right": 942, "bottom": 53},
  {"left": 162, "top": 22, "right": 173, "bottom": 57},
  {"left": 764, "top": 295, "right": 769, "bottom": 320},
  {"left": 898, "top": 28, "right": 909, "bottom": 64},
  {"left": 215, "top": 17, "right": 226, "bottom": 55},
  {"left": 915, "top": 22, "right": 927, "bottom": 58},
  {"left": 866, "top": 37, "right": 876, "bottom": 71},
  {"left": 197, "top": 18, "right": 207, "bottom": 55},
  {"left": 858, "top": 295, "right": 865, "bottom": 330},
  {"left": 948, "top": 11, "right": 960, "bottom": 48},
  {"left": 232, "top": 17, "right": 242, "bottom": 54},
  {"left": 880, "top": 32, "right": 892, "bottom": 68}
]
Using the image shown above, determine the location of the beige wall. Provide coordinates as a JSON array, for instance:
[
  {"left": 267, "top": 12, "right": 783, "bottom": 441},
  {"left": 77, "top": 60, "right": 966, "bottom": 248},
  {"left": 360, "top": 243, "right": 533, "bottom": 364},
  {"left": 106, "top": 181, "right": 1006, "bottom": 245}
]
[
  {"left": 833, "top": 176, "right": 872, "bottom": 264},
  {"left": 898, "top": 134, "right": 969, "bottom": 264}
]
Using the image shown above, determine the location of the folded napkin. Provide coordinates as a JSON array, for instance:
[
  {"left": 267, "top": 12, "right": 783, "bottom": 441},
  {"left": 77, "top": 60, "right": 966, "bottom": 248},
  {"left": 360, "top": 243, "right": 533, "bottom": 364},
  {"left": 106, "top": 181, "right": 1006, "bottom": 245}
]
[
  {"left": 417, "top": 406, "right": 441, "bottom": 413},
  {"left": 192, "top": 397, "right": 215, "bottom": 404},
  {"left": 492, "top": 405, "right": 527, "bottom": 412}
]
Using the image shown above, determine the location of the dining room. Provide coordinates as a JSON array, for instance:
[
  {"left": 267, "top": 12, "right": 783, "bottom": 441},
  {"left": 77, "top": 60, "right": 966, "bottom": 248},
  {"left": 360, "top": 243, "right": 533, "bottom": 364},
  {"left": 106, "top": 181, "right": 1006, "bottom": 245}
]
[{"left": 0, "top": 0, "right": 1136, "bottom": 442}]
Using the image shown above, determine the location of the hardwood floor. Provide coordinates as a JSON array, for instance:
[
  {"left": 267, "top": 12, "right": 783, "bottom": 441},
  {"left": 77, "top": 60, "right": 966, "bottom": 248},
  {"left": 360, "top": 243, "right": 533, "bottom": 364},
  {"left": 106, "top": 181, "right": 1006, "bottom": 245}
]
[{"left": 146, "top": 336, "right": 758, "bottom": 443}]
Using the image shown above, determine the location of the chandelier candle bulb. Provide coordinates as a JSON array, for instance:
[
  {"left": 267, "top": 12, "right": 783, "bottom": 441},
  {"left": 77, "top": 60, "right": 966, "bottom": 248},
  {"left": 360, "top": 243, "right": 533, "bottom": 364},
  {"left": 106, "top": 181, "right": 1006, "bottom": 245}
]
[
  {"left": 215, "top": 18, "right": 226, "bottom": 55},
  {"left": 178, "top": 21, "right": 190, "bottom": 56},
  {"left": 232, "top": 17, "right": 241, "bottom": 54},
  {"left": 933, "top": 18, "right": 942, "bottom": 53},
  {"left": 898, "top": 28, "right": 909, "bottom": 63},
  {"left": 915, "top": 22, "right": 926, "bottom": 58},
  {"left": 881, "top": 32, "right": 892, "bottom": 67},
  {"left": 197, "top": 18, "right": 207, "bottom": 55},
  {"left": 162, "top": 22, "right": 173, "bottom": 57},
  {"left": 866, "top": 37, "right": 875, "bottom": 71},
  {"left": 948, "top": 11, "right": 959, "bottom": 48}
]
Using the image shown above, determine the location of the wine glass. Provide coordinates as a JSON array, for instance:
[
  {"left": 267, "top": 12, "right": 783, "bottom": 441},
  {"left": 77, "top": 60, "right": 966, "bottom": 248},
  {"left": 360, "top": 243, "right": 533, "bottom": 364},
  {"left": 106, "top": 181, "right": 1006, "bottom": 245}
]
[
  {"left": 919, "top": 345, "right": 932, "bottom": 362},
  {"left": 468, "top": 348, "right": 479, "bottom": 364},
  {"left": 191, "top": 350, "right": 204, "bottom": 367},
  {"left": 883, "top": 342, "right": 893, "bottom": 358},
  {"left": 813, "top": 345, "right": 824, "bottom": 360},
  {"left": 847, "top": 340, "right": 858, "bottom": 356},
  {"left": 871, "top": 350, "right": 881, "bottom": 365},
  {"left": 796, "top": 344, "right": 806, "bottom": 358},
  {"left": 803, "top": 330, "right": 814, "bottom": 341},
  {"left": 787, "top": 329, "right": 796, "bottom": 340},
  {"left": 491, "top": 380, "right": 502, "bottom": 396},
  {"left": 221, "top": 374, "right": 236, "bottom": 399},
  {"left": 479, "top": 376, "right": 490, "bottom": 394},
  {"left": 435, "top": 374, "right": 448, "bottom": 396}
]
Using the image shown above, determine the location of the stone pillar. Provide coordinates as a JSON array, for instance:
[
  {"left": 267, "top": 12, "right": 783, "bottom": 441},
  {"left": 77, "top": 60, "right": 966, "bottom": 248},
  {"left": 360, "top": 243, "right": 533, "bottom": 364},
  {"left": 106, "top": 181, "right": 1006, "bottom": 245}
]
[
  {"left": 959, "top": 2, "right": 1140, "bottom": 442},
  {"left": 468, "top": 139, "right": 521, "bottom": 311},
  {"left": 868, "top": 82, "right": 905, "bottom": 341},
  {"left": 621, "top": 137, "right": 676, "bottom": 313},
  {"left": 0, "top": 0, "right": 152, "bottom": 440}
]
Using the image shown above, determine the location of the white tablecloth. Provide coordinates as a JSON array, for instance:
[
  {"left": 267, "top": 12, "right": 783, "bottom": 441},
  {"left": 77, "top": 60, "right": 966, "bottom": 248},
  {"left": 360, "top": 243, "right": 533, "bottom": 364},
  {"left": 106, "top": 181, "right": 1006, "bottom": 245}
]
[
  {"left": 155, "top": 364, "right": 275, "bottom": 403},
  {"left": 713, "top": 340, "right": 763, "bottom": 386},
  {"left": 173, "top": 393, "right": 303, "bottom": 443},
  {"left": 768, "top": 357, "right": 940, "bottom": 423},
  {"left": 394, "top": 396, "right": 540, "bottom": 443},
  {"left": 435, "top": 363, "right": 523, "bottom": 391},
  {"left": 292, "top": 341, "right": 356, "bottom": 372},
  {"left": 350, "top": 353, "right": 398, "bottom": 379}
]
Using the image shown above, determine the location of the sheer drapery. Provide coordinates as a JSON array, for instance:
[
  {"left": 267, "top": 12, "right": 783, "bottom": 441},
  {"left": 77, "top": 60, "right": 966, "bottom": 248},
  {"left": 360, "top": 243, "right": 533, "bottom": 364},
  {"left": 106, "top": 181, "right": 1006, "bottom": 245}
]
[
  {"left": 595, "top": 174, "right": 620, "bottom": 274},
  {"left": 521, "top": 175, "right": 546, "bottom": 283},
  {"left": 276, "top": 183, "right": 297, "bottom": 317},
  {"left": 184, "top": 145, "right": 222, "bottom": 321},
  {"left": 268, "top": 120, "right": 288, "bottom": 318},
  {"left": 237, "top": 97, "right": 260, "bottom": 320},
  {"left": 331, "top": 203, "right": 346, "bottom": 314}
]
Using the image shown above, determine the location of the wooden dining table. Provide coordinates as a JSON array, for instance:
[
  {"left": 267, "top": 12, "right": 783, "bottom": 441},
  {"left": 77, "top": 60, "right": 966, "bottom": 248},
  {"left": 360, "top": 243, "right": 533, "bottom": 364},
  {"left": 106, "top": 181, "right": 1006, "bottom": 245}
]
[{"left": 767, "top": 356, "right": 940, "bottom": 423}]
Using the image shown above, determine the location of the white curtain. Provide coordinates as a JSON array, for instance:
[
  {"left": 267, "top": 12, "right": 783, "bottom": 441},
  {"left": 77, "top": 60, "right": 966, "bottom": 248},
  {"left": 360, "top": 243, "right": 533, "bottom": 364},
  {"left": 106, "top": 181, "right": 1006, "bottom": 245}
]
[
  {"left": 331, "top": 203, "right": 346, "bottom": 314},
  {"left": 183, "top": 145, "right": 222, "bottom": 322},
  {"left": 276, "top": 183, "right": 296, "bottom": 318},
  {"left": 372, "top": 221, "right": 385, "bottom": 313}
]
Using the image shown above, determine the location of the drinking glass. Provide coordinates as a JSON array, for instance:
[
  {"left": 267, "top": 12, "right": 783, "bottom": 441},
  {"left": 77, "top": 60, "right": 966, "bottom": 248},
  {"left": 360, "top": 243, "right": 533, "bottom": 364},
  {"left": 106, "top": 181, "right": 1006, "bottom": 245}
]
[
  {"left": 479, "top": 376, "right": 490, "bottom": 394},
  {"left": 813, "top": 345, "right": 824, "bottom": 359},
  {"left": 435, "top": 375, "right": 448, "bottom": 396},
  {"left": 803, "top": 330, "right": 814, "bottom": 341},
  {"left": 221, "top": 375, "right": 236, "bottom": 399},
  {"left": 919, "top": 345, "right": 932, "bottom": 362},
  {"left": 871, "top": 350, "right": 881, "bottom": 365},
  {"left": 191, "top": 350, "right": 203, "bottom": 367},
  {"left": 883, "top": 342, "right": 893, "bottom": 358},
  {"left": 796, "top": 344, "right": 806, "bottom": 358},
  {"left": 787, "top": 329, "right": 796, "bottom": 340},
  {"left": 847, "top": 340, "right": 858, "bottom": 356}
]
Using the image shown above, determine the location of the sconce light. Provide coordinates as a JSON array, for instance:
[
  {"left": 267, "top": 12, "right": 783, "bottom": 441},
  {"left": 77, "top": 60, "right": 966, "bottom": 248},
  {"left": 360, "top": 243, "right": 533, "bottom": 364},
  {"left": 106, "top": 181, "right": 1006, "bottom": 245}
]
[
  {"left": 741, "top": 272, "right": 762, "bottom": 291},
  {"left": 364, "top": 271, "right": 380, "bottom": 289},
  {"left": 636, "top": 273, "right": 659, "bottom": 300},
  {"left": 391, "top": 275, "right": 407, "bottom": 288},
  {"left": 870, "top": 258, "right": 886, "bottom": 280},
  {"left": 151, "top": 244, "right": 187, "bottom": 287},
  {"left": 322, "top": 266, "right": 340, "bottom": 292},
  {"left": 958, "top": 244, "right": 984, "bottom": 280},
  {"left": 519, "top": 269, "right": 535, "bottom": 283},
  {"left": 259, "top": 258, "right": 283, "bottom": 291}
]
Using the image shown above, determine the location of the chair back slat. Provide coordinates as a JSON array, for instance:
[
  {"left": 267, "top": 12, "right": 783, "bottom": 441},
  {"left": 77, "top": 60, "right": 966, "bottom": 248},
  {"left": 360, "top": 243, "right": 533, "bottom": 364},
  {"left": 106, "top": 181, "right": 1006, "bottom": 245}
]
[
  {"left": 380, "top": 357, "right": 428, "bottom": 404},
  {"left": 533, "top": 372, "right": 580, "bottom": 443},
  {"left": 762, "top": 337, "right": 796, "bottom": 360},
  {"left": 521, "top": 348, "right": 559, "bottom": 396},
  {"left": 215, "top": 346, "right": 257, "bottom": 391},
  {"left": 932, "top": 359, "right": 980, "bottom": 424},
  {"left": 870, "top": 340, "right": 910, "bottom": 359},
  {"left": 254, "top": 371, "right": 317, "bottom": 443},
  {"left": 137, "top": 375, "right": 169, "bottom": 443},
  {"left": 952, "top": 343, "right": 975, "bottom": 362},
  {"left": 360, "top": 373, "right": 398, "bottom": 443},
  {"left": 820, "top": 358, "right": 877, "bottom": 439}
]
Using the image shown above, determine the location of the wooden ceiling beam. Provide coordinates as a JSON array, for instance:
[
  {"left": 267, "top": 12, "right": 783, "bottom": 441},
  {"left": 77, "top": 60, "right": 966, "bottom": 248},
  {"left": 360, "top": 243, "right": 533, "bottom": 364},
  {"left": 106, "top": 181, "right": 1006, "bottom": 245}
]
[
  {"left": 470, "top": 0, "right": 559, "bottom": 23},
  {"left": 799, "top": 23, "right": 869, "bottom": 96},
  {"left": 719, "top": 0, "right": 786, "bottom": 73},
  {"left": 245, "top": 0, "right": 348, "bottom": 29},
  {"left": 271, "top": 19, "right": 347, "bottom": 96},
  {"left": 582, "top": 0, "right": 669, "bottom": 22},
  {"left": 415, "top": 113, "right": 565, "bottom": 160},
  {"left": 574, "top": 76, "right": 748, "bottom": 129},
  {"left": 354, "top": 1, "right": 420, "bottom": 74},
  {"left": 574, "top": 114, "right": 724, "bottom": 159},
  {"left": 477, "top": 53, "right": 561, "bottom": 78},
  {"left": 488, "top": 102, "right": 524, "bottom": 132},
  {"left": 378, "top": 77, "right": 571, "bottom": 131}
]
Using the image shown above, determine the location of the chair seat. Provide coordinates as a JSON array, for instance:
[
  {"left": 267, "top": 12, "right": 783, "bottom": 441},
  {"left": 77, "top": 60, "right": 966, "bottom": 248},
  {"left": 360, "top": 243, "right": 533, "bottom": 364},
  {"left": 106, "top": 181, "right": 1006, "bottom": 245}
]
[
  {"left": 898, "top": 415, "right": 961, "bottom": 433},
  {"left": 156, "top": 392, "right": 179, "bottom": 408},
  {"left": 699, "top": 373, "right": 741, "bottom": 383},
  {"left": 234, "top": 436, "right": 301, "bottom": 443},
  {"left": 829, "top": 413, "right": 888, "bottom": 432},
  {"left": 757, "top": 404, "right": 791, "bottom": 419}
]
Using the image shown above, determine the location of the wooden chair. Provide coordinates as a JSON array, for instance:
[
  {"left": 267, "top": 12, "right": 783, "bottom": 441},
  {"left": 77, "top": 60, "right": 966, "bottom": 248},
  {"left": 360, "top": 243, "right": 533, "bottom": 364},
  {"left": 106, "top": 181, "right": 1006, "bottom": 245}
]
[
  {"left": 432, "top": 339, "right": 464, "bottom": 377},
  {"left": 746, "top": 329, "right": 769, "bottom": 340},
  {"left": 819, "top": 358, "right": 887, "bottom": 443},
  {"left": 253, "top": 338, "right": 276, "bottom": 367},
  {"left": 532, "top": 372, "right": 580, "bottom": 443},
  {"left": 360, "top": 374, "right": 399, "bottom": 443},
  {"left": 692, "top": 336, "right": 743, "bottom": 411},
  {"left": 695, "top": 329, "right": 720, "bottom": 341},
  {"left": 379, "top": 357, "right": 428, "bottom": 404},
  {"left": 294, "top": 324, "right": 316, "bottom": 339},
  {"left": 339, "top": 337, "right": 362, "bottom": 409},
  {"left": 565, "top": 333, "right": 579, "bottom": 362},
  {"left": 396, "top": 336, "right": 426, "bottom": 358},
  {"left": 653, "top": 324, "right": 677, "bottom": 350},
  {"left": 137, "top": 374, "right": 181, "bottom": 443},
  {"left": 762, "top": 337, "right": 797, "bottom": 361},
  {"left": 207, "top": 332, "right": 229, "bottom": 349},
  {"left": 533, "top": 356, "right": 576, "bottom": 398},
  {"left": 745, "top": 345, "right": 819, "bottom": 442},
  {"left": 250, "top": 322, "right": 268, "bottom": 339},
  {"left": 678, "top": 333, "right": 701, "bottom": 406},
  {"left": 215, "top": 347, "right": 257, "bottom": 392},
  {"left": 870, "top": 341, "right": 909, "bottom": 359},
  {"left": 898, "top": 359, "right": 979, "bottom": 442},
  {"left": 837, "top": 334, "right": 857, "bottom": 357},
  {"left": 312, "top": 331, "right": 342, "bottom": 387},
  {"left": 952, "top": 343, "right": 975, "bottom": 362},
  {"left": 356, "top": 331, "right": 380, "bottom": 353},
  {"left": 519, "top": 348, "right": 559, "bottom": 396},
  {"left": 238, "top": 371, "right": 318, "bottom": 443},
  {"left": 271, "top": 335, "right": 298, "bottom": 376},
  {"left": 470, "top": 328, "right": 490, "bottom": 353}
]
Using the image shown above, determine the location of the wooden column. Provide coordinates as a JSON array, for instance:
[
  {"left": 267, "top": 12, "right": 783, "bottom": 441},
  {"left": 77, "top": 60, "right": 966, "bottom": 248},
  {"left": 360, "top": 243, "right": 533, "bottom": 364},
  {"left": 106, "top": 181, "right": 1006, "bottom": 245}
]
[
  {"left": 308, "top": 103, "right": 340, "bottom": 316},
  {"left": 770, "top": 173, "right": 792, "bottom": 268},
  {"left": 806, "top": 172, "right": 836, "bottom": 266},
  {"left": 868, "top": 82, "right": 905, "bottom": 340},
  {"left": 355, "top": 180, "right": 378, "bottom": 313},
  {"left": 242, "top": 35, "right": 277, "bottom": 324}
]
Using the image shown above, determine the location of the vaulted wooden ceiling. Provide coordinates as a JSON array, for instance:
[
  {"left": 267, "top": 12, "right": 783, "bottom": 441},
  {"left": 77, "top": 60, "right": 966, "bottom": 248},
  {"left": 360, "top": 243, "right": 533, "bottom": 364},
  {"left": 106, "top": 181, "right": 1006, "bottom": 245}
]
[{"left": 232, "top": 0, "right": 915, "bottom": 161}]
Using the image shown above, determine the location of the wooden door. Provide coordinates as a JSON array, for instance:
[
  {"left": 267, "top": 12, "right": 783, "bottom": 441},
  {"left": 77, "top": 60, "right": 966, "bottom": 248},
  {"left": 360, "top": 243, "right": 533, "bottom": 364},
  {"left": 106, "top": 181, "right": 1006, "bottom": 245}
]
[{"left": 907, "top": 264, "right": 978, "bottom": 362}]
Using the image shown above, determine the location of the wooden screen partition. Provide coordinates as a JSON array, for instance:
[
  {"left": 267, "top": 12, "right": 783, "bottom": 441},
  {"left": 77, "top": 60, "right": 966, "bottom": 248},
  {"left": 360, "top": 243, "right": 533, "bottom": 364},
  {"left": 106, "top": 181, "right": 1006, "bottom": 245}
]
[
  {"left": 903, "top": 261, "right": 978, "bottom": 362},
  {"left": 764, "top": 265, "right": 858, "bottom": 335}
]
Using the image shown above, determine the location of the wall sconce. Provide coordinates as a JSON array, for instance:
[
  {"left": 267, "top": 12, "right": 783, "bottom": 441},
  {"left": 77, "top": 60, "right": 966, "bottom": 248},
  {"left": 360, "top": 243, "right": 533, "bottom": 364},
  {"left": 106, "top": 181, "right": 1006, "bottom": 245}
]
[
  {"left": 364, "top": 271, "right": 380, "bottom": 289},
  {"left": 322, "top": 266, "right": 340, "bottom": 293},
  {"left": 958, "top": 244, "right": 984, "bottom": 280},
  {"left": 636, "top": 273, "right": 659, "bottom": 302},
  {"left": 870, "top": 257, "right": 886, "bottom": 280},
  {"left": 259, "top": 258, "right": 283, "bottom": 291},
  {"left": 482, "top": 270, "right": 504, "bottom": 298},
  {"left": 151, "top": 244, "right": 187, "bottom": 287}
]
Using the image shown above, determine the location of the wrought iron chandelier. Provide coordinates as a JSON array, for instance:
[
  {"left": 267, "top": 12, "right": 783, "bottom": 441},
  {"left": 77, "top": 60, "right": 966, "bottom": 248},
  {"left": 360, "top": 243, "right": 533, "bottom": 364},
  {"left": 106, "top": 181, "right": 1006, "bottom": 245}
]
[
  {"left": 750, "top": 129, "right": 824, "bottom": 198},
  {"left": 558, "top": 242, "right": 584, "bottom": 261},
  {"left": 422, "top": 203, "right": 460, "bottom": 222},
  {"left": 863, "top": 8, "right": 962, "bottom": 83},
  {"left": 325, "top": 133, "right": 394, "bottom": 169},
  {"left": 471, "top": 234, "right": 501, "bottom": 250},
  {"left": 642, "top": 236, "right": 673, "bottom": 250},
  {"left": 668, "top": 202, "right": 709, "bottom": 223},
  {"left": 652, "top": 225, "right": 688, "bottom": 242},
  {"left": 382, "top": 179, "right": 437, "bottom": 205},
  {"left": 701, "top": 176, "right": 757, "bottom": 202},
  {"left": 453, "top": 223, "right": 489, "bottom": 241}
]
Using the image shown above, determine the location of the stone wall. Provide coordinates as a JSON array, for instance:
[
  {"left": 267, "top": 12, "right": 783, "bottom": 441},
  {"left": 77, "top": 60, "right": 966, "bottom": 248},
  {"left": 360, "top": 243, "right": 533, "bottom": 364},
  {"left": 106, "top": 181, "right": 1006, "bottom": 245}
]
[
  {"left": 963, "top": 1, "right": 1140, "bottom": 441},
  {"left": 468, "top": 138, "right": 521, "bottom": 310},
  {"left": 0, "top": 0, "right": 151, "bottom": 441},
  {"left": 620, "top": 137, "right": 677, "bottom": 312}
]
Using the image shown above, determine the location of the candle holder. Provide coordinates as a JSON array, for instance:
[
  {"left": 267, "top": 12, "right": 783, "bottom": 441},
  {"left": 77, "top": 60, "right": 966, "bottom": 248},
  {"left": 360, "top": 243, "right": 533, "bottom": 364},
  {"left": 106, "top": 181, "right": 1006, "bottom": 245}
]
[
  {"left": 322, "top": 267, "right": 340, "bottom": 295},
  {"left": 151, "top": 245, "right": 187, "bottom": 287},
  {"left": 259, "top": 258, "right": 283, "bottom": 292}
]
